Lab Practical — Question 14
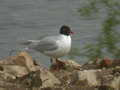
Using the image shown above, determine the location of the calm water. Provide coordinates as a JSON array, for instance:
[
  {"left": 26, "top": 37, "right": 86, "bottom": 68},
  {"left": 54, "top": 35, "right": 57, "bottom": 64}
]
[{"left": 0, "top": 0, "right": 102, "bottom": 67}]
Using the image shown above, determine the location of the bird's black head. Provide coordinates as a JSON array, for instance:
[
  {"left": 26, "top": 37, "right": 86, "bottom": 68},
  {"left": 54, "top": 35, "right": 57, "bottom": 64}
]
[{"left": 60, "top": 25, "right": 73, "bottom": 36}]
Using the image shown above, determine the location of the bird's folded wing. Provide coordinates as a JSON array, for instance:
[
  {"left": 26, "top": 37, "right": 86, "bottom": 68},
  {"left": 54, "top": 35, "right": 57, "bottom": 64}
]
[
  {"left": 32, "top": 40, "right": 58, "bottom": 52},
  {"left": 27, "top": 40, "right": 41, "bottom": 43}
]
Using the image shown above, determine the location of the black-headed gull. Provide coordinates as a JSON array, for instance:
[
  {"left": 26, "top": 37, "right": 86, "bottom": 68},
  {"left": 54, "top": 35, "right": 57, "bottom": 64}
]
[{"left": 27, "top": 25, "right": 73, "bottom": 70}]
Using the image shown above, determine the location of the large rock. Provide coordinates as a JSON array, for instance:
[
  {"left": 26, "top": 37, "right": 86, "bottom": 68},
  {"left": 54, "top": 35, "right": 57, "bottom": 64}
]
[
  {"left": 1, "top": 52, "right": 120, "bottom": 90},
  {"left": 100, "top": 58, "right": 112, "bottom": 68},
  {"left": 40, "top": 67, "right": 61, "bottom": 89},
  {"left": 0, "top": 65, "right": 28, "bottom": 77},
  {"left": 100, "top": 66, "right": 120, "bottom": 90},
  {"left": 0, "top": 70, "right": 42, "bottom": 90},
  {"left": 71, "top": 70, "right": 101, "bottom": 87},
  {"left": 64, "top": 60, "right": 81, "bottom": 70},
  {"left": 112, "top": 59, "right": 120, "bottom": 67},
  {"left": 0, "top": 66, "right": 61, "bottom": 90},
  {"left": 0, "top": 71, "right": 16, "bottom": 80},
  {"left": 109, "top": 76, "right": 120, "bottom": 90},
  {"left": 0, "top": 52, "right": 40, "bottom": 77},
  {"left": 52, "top": 60, "right": 101, "bottom": 90},
  {"left": 0, "top": 52, "right": 61, "bottom": 90},
  {"left": 50, "top": 60, "right": 81, "bottom": 71},
  {"left": 0, "top": 51, "right": 38, "bottom": 71}
]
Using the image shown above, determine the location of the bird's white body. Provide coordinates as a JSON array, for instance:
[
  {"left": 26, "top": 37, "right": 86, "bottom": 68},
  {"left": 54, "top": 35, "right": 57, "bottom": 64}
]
[
  {"left": 44, "top": 35, "right": 71, "bottom": 58},
  {"left": 28, "top": 34, "right": 71, "bottom": 58}
]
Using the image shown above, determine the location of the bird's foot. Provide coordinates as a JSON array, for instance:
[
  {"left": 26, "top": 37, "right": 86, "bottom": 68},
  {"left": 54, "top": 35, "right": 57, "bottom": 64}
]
[
  {"left": 51, "top": 64, "right": 56, "bottom": 71},
  {"left": 56, "top": 59, "right": 66, "bottom": 70},
  {"left": 56, "top": 63, "right": 59, "bottom": 71},
  {"left": 50, "top": 59, "right": 65, "bottom": 71}
]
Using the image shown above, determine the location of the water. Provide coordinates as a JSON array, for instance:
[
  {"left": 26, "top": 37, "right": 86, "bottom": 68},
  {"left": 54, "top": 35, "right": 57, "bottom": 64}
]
[{"left": 0, "top": 0, "right": 102, "bottom": 67}]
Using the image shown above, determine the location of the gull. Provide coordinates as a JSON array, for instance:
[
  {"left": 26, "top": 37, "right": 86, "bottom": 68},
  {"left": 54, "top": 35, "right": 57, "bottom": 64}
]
[{"left": 27, "top": 25, "right": 73, "bottom": 70}]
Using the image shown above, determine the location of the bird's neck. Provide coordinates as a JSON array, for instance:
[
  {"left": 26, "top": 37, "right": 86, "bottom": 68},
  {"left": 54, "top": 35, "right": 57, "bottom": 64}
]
[
  {"left": 60, "top": 34, "right": 71, "bottom": 42},
  {"left": 60, "top": 34, "right": 71, "bottom": 37}
]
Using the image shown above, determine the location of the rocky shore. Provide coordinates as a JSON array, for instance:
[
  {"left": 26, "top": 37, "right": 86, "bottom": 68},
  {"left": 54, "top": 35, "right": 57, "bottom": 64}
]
[{"left": 0, "top": 52, "right": 120, "bottom": 90}]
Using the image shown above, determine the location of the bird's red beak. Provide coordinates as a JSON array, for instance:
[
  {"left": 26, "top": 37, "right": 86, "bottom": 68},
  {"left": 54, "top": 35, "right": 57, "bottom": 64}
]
[{"left": 69, "top": 30, "right": 74, "bottom": 34}]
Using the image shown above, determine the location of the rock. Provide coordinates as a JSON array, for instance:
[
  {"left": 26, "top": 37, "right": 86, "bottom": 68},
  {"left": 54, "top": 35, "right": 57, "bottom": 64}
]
[
  {"left": 0, "top": 65, "right": 29, "bottom": 77},
  {"left": 0, "top": 70, "right": 42, "bottom": 90},
  {"left": 93, "top": 58, "right": 101, "bottom": 65},
  {"left": 100, "top": 58, "right": 112, "bottom": 68},
  {"left": 0, "top": 51, "right": 39, "bottom": 72},
  {"left": 33, "top": 59, "right": 40, "bottom": 66},
  {"left": 64, "top": 60, "right": 81, "bottom": 70},
  {"left": 53, "top": 70, "right": 75, "bottom": 87},
  {"left": 71, "top": 70, "right": 101, "bottom": 87},
  {"left": 81, "top": 61, "right": 100, "bottom": 70},
  {"left": 0, "top": 80, "right": 27, "bottom": 90},
  {"left": 82, "top": 58, "right": 112, "bottom": 70},
  {"left": 1, "top": 51, "right": 120, "bottom": 90},
  {"left": 15, "top": 70, "right": 42, "bottom": 89},
  {"left": 101, "top": 75, "right": 120, "bottom": 90},
  {"left": 112, "top": 59, "right": 120, "bottom": 67},
  {"left": 81, "top": 64, "right": 99, "bottom": 70},
  {"left": 70, "top": 68, "right": 120, "bottom": 90},
  {"left": 112, "top": 66, "right": 120, "bottom": 75},
  {"left": 50, "top": 60, "right": 81, "bottom": 71},
  {"left": 40, "top": 67, "right": 61, "bottom": 89},
  {"left": 0, "top": 52, "right": 61, "bottom": 89},
  {"left": 0, "top": 52, "right": 40, "bottom": 77},
  {"left": 0, "top": 64, "right": 61, "bottom": 90},
  {"left": 95, "top": 67, "right": 120, "bottom": 90},
  {"left": 0, "top": 71, "right": 16, "bottom": 80},
  {"left": 108, "top": 76, "right": 120, "bottom": 90}
]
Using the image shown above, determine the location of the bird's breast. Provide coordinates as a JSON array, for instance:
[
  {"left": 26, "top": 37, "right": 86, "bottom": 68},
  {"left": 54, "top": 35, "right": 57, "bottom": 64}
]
[
  {"left": 44, "top": 35, "right": 71, "bottom": 58},
  {"left": 54, "top": 35, "right": 71, "bottom": 57}
]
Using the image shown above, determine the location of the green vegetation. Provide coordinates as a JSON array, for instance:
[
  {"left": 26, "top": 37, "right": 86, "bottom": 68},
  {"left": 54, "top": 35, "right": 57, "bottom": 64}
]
[
  {"left": 68, "top": 48, "right": 79, "bottom": 59},
  {"left": 78, "top": 0, "right": 120, "bottom": 60}
]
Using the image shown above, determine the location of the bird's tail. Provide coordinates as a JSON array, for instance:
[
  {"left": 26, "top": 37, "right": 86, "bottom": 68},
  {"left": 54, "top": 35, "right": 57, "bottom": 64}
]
[{"left": 8, "top": 40, "right": 40, "bottom": 56}]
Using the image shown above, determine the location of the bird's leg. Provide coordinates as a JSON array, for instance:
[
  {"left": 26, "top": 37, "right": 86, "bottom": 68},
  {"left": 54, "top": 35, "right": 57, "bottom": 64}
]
[
  {"left": 50, "top": 58, "right": 54, "bottom": 71},
  {"left": 56, "top": 58, "right": 59, "bottom": 70},
  {"left": 50, "top": 58, "right": 53, "bottom": 65}
]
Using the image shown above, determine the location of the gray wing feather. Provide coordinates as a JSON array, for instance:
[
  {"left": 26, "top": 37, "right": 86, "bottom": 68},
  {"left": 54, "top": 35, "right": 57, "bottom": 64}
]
[
  {"left": 35, "top": 40, "right": 58, "bottom": 51},
  {"left": 28, "top": 35, "right": 60, "bottom": 52},
  {"left": 29, "top": 39, "right": 58, "bottom": 52}
]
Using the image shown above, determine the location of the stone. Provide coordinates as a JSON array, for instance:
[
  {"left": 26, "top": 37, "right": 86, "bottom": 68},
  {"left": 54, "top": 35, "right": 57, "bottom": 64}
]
[
  {"left": 0, "top": 71, "right": 16, "bottom": 80},
  {"left": 100, "top": 58, "right": 112, "bottom": 68},
  {"left": 53, "top": 70, "right": 75, "bottom": 86},
  {"left": 0, "top": 51, "right": 40, "bottom": 72},
  {"left": 112, "top": 59, "right": 120, "bottom": 67},
  {"left": 81, "top": 64, "right": 99, "bottom": 70},
  {"left": 15, "top": 70, "right": 42, "bottom": 89},
  {"left": 40, "top": 67, "right": 61, "bottom": 89},
  {"left": 0, "top": 65, "right": 29, "bottom": 77},
  {"left": 33, "top": 59, "right": 40, "bottom": 66},
  {"left": 102, "top": 76, "right": 120, "bottom": 90},
  {"left": 0, "top": 70, "right": 42, "bottom": 90},
  {"left": 50, "top": 60, "right": 81, "bottom": 71},
  {"left": 71, "top": 70, "right": 101, "bottom": 87},
  {"left": 109, "top": 76, "right": 120, "bottom": 90},
  {"left": 1, "top": 51, "right": 120, "bottom": 90},
  {"left": 93, "top": 58, "right": 101, "bottom": 65},
  {"left": 112, "top": 66, "right": 120, "bottom": 75},
  {"left": 64, "top": 60, "right": 81, "bottom": 70}
]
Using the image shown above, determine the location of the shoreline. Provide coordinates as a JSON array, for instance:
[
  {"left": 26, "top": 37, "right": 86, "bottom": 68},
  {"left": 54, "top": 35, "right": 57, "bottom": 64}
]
[{"left": 0, "top": 51, "right": 119, "bottom": 90}]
